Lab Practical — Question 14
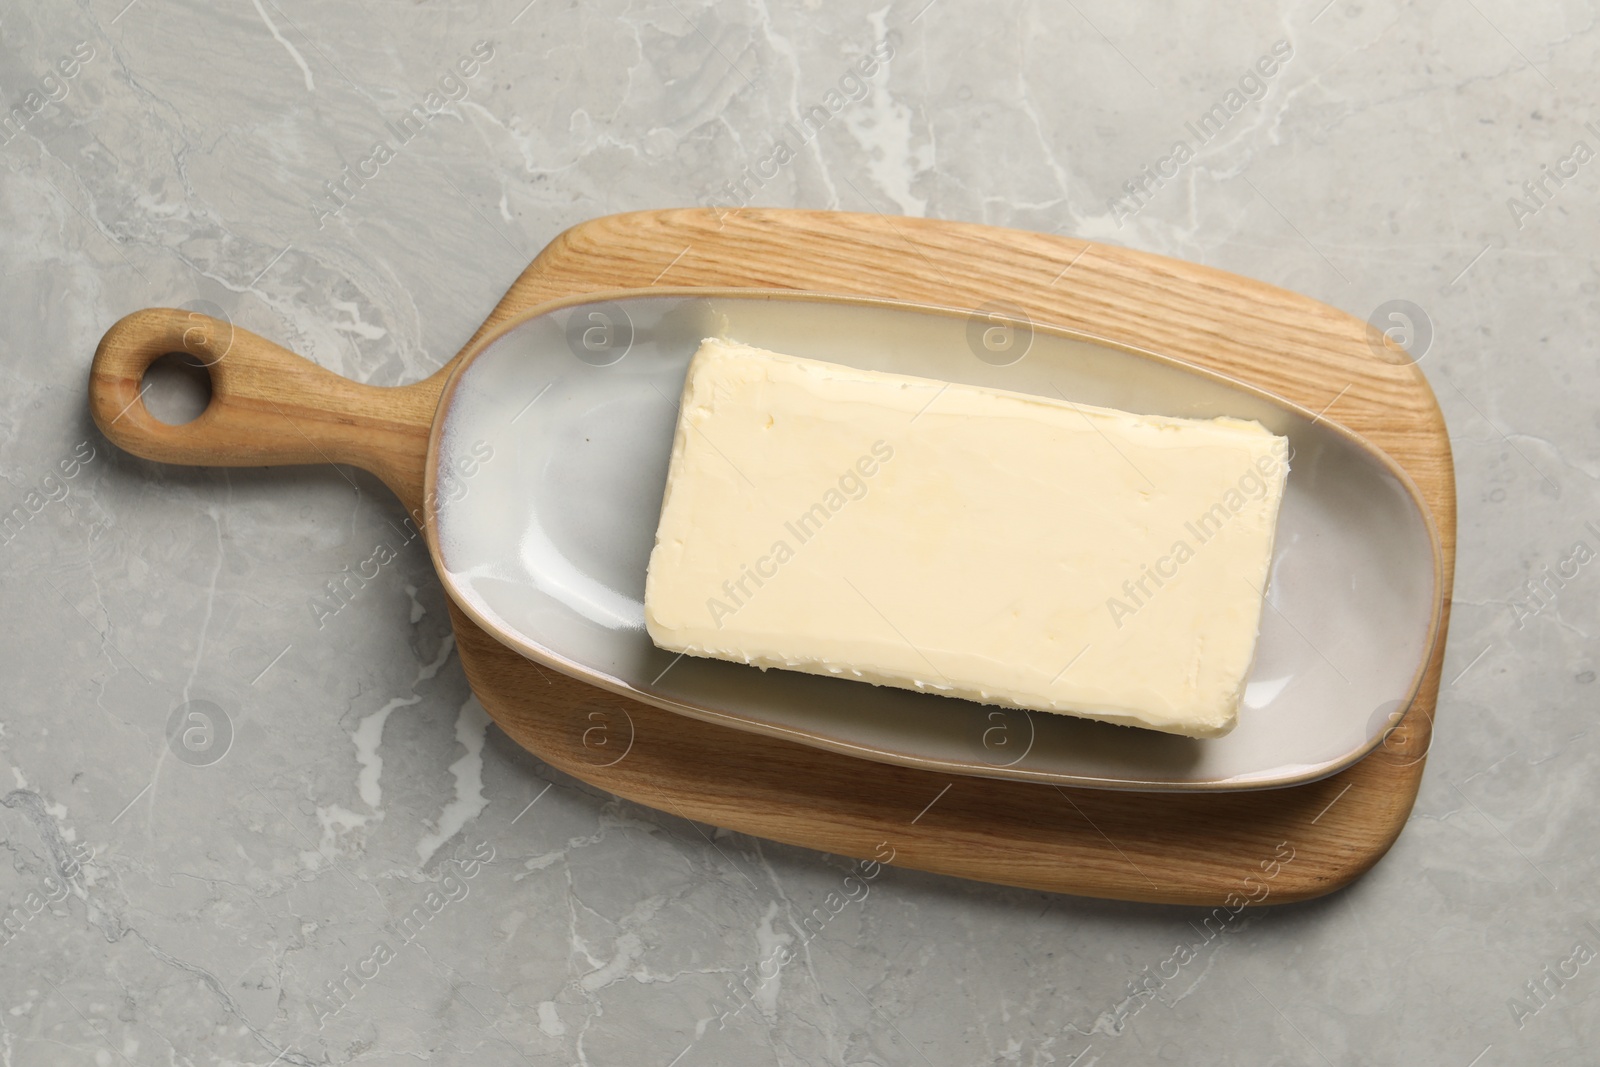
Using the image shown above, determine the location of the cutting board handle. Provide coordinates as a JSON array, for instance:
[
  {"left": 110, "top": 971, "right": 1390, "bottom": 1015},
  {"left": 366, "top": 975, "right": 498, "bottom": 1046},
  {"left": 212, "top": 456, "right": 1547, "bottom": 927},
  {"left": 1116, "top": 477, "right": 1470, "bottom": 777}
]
[{"left": 89, "top": 308, "right": 444, "bottom": 505}]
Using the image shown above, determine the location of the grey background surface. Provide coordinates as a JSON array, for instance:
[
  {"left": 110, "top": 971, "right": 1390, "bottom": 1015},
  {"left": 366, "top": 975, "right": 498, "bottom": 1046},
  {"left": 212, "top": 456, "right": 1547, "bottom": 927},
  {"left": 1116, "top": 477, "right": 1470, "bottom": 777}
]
[{"left": 1, "top": 0, "right": 1596, "bottom": 1063}]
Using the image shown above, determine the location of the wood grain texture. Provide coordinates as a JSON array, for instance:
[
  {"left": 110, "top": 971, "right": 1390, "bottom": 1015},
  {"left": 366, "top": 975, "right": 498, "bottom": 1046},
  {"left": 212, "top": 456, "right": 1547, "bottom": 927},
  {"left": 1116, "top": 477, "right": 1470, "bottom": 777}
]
[
  {"left": 89, "top": 307, "right": 445, "bottom": 504},
  {"left": 87, "top": 209, "right": 1455, "bottom": 906}
]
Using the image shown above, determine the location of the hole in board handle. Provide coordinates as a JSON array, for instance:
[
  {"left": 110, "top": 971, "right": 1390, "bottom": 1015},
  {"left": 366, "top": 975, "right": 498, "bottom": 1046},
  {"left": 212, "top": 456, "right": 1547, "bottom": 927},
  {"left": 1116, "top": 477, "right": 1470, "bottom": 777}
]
[{"left": 141, "top": 352, "right": 214, "bottom": 426}]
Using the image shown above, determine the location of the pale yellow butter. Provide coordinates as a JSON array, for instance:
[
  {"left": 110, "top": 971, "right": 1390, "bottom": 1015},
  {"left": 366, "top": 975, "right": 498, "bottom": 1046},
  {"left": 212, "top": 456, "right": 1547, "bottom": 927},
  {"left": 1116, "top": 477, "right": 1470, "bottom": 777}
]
[{"left": 643, "top": 339, "right": 1289, "bottom": 738}]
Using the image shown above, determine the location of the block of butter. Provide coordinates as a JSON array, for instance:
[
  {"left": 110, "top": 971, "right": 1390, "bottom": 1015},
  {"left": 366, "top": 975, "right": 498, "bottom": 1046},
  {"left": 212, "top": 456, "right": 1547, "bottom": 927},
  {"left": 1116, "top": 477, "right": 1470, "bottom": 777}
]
[{"left": 643, "top": 339, "right": 1290, "bottom": 738}]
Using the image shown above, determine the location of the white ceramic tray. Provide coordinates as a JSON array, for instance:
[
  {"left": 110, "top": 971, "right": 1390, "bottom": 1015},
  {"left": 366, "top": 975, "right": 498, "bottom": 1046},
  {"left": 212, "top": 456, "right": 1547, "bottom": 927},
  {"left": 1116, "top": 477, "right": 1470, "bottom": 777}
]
[{"left": 427, "top": 290, "right": 1442, "bottom": 791}]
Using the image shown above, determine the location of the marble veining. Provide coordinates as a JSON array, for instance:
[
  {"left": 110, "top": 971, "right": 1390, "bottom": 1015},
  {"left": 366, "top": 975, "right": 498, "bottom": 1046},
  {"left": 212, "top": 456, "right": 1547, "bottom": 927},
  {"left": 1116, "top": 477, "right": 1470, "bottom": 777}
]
[{"left": 1, "top": 0, "right": 1597, "bottom": 1064}]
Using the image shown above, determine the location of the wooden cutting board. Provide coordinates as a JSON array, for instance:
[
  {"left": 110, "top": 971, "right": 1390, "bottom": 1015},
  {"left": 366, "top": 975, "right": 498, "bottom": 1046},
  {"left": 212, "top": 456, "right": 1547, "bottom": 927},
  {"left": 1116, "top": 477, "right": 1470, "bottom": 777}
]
[{"left": 89, "top": 209, "right": 1454, "bottom": 906}]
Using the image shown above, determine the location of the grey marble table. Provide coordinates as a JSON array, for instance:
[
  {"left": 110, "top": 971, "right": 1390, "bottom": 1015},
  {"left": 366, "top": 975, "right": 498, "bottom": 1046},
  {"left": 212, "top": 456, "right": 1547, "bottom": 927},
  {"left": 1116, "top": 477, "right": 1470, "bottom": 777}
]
[{"left": 1, "top": 0, "right": 1596, "bottom": 1063}]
